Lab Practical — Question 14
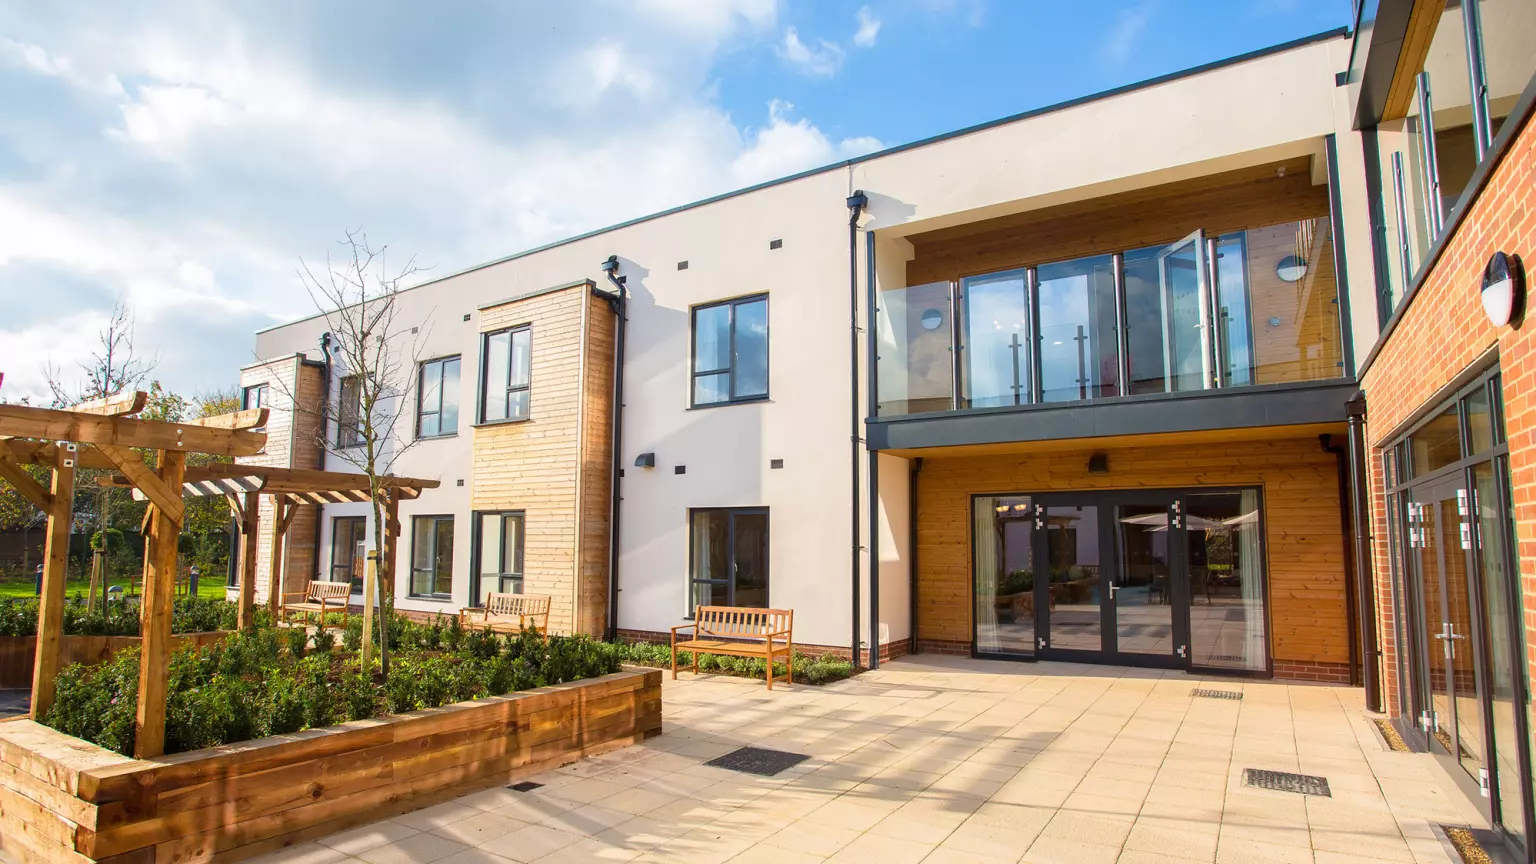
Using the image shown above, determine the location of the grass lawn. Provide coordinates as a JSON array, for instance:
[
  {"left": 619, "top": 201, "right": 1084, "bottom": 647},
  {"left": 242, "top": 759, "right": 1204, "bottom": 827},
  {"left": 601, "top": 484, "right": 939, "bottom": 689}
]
[{"left": 0, "top": 577, "right": 228, "bottom": 601}]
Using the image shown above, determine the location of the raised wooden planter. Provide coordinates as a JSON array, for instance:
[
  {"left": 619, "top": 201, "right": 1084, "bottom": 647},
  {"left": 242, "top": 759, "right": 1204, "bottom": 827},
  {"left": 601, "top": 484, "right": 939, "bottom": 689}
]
[
  {"left": 0, "top": 632, "right": 231, "bottom": 690},
  {"left": 0, "top": 666, "right": 662, "bottom": 863}
]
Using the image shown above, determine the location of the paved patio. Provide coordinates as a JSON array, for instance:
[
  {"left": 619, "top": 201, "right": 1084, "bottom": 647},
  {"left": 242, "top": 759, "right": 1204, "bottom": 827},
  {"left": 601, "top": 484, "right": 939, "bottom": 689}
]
[{"left": 257, "top": 656, "right": 1479, "bottom": 864}]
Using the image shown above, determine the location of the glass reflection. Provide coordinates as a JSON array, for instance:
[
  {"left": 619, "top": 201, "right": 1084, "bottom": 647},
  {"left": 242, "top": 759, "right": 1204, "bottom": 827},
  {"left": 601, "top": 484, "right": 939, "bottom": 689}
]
[
  {"left": 1186, "top": 492, "right": 1267, "bottom": 671},
  {"left": 1474, "top": 462, "right": 1529, "bottom": 848},
  {"left": 1045, "top": 505, "right": 1102, "bottom": 651},
  {"left": 963, "top": 270, "right": 1030, "bottom": 407},
  {"left": 1410, "top": 405, "right": 1463, "bottom": 477},
  {"left": 974, "top": 496, "right": 1035, "bottom": 656},
  {"left": 1037, "top": 256, "right": 1118, "bottom": 402},
  {"left": 1113, "top": 505, "right": 1175, "bottom": 658}
]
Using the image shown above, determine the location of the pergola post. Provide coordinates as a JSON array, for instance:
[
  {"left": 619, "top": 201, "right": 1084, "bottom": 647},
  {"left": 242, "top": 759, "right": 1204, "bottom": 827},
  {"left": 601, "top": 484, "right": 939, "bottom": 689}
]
[
  {"left": 134, "top": 450, "right": 186, "bottom": 759},
  {"left": 30, "top": 444, "right": 75, "bottom": 719},
  {"left": 237, "top": 491, "right": 259, "bottom": 628},
  {"left": 268, "top": 494, "right": 289, "bottom": 615}
]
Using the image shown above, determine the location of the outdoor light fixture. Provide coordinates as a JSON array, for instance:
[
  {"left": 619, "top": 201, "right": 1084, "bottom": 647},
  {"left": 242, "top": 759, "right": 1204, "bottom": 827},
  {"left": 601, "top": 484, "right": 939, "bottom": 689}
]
[
  {"left": 1481, "top": 251, "right": 1525, "bottom": 327},
  {"left": 921, "top": 309, "right": 944, "bottom": 330},
  {"left": 1087, "top": 453, "right": 1109, "bottom": 474},
  {"left": 634, "top": 452, "right": 656, "bottom": 469},
  {"left": 1275, "top": 254, "right": 1308, "bottom": 283}
]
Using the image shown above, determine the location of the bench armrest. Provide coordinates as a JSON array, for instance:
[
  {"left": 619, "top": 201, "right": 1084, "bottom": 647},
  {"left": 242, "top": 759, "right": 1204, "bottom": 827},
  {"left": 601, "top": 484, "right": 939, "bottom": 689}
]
[
  {"left": 669, "top": 623, "right": 696, "bottom": 644},
  {"left": 766, "top": 628, "right": 793, "bottom": 639}
]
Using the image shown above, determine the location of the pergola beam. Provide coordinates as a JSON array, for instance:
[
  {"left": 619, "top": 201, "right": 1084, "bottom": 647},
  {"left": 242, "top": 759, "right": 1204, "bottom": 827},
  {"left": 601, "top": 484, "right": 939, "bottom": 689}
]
[
  {"left": 96, "top": 443, "right": 184, "bottom": 524},
  {"left": 71, "top": 391, "right": 148, "bottom": 417},
  {"left": 237, "top": 492, "right": 259, "bottom": 628},
  {"left": 135, "top": 451, "right": 185, "bottom": 759},
  {"left": 0, "top": 450, "right": 51, "bottom": 512},
  {"left": 191, "top": 408, "right": 269, "bottom": 430},
  {"left": 0, "top": 404, "right": 266, "bottom": 457},
  {"left": 2, "top": 439, "right": 116, "bottom": 471},
  {"left": 30, "top": 445, "right": 75, "bottom": 719}
]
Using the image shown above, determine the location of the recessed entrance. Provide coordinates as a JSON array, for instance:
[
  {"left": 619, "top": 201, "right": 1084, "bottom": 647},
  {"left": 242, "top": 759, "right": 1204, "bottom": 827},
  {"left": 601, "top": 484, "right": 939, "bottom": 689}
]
[{"left": 973, "top": 487, "right": 1270, "bottom": 673}]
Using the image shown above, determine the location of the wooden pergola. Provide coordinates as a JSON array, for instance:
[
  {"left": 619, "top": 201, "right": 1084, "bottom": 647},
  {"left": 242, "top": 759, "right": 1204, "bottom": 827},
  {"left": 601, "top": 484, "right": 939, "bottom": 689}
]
[{"left": 0, "top": 392, "right": 438, "bottom": 758}]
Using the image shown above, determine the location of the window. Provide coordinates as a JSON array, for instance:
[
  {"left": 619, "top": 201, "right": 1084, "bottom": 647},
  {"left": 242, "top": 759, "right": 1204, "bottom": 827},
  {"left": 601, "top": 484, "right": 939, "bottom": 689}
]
[
  {"left": 479, "top": 326, "right": 531, "bottom": 423},
  {"left": 242, "top": 384, "right": 267, "bottom": 434},
  {"left": 331, "top": 516, "right": 367, "bottom": 594},
  {"left": 417, "top": 356, "right": 461, "bottom": 439},
  {"left": 472, "top": 511, "right": 524, "bottom": 605},
  {"left": 691, "top": 295, "right": 768, "bottom": 407},
  {"left": 688, "top": 508, "right": 768, "bottom": 613},
  {"left": 337, "top": 375, "right": 363, "bottom": 447},
  {"left": 411, "top": 515, "right": 454, "bottom": 598}
]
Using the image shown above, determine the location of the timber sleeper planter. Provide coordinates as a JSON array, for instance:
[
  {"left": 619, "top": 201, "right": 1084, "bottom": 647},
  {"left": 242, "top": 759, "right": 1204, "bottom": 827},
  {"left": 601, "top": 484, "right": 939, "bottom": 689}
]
[
  {"left": 0, "top": 632, "right": 230, "bottom": 689},
  {"left": 0, "top": 666, "right": 662, "bottom": 863}
]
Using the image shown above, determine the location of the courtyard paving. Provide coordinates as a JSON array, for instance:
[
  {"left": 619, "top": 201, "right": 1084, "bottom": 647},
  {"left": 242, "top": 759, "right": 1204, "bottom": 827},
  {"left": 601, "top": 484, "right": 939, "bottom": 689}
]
[{"left": 257, "top": 655, "right": 1480, "bottom": 864}]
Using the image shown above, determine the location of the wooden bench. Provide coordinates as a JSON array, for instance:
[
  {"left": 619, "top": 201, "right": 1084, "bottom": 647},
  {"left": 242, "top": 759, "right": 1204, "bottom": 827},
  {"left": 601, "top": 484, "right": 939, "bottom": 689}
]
[
  {"left": 459, "top": 593, "right": 551, "bottom": 636},
  {"left": 280, "top": 580, "right": 352, "bottom": 625},
  {"left": 670, "top": 606, "right": 794, "bottom": 690}
]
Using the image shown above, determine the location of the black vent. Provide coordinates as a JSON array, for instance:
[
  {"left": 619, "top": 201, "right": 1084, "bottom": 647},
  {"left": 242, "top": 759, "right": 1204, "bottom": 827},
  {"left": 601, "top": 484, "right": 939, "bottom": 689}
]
[
  {"left": 706, "top": 747, "right": 808, "bottom": 777},
  {"left": 462, "top": 313, "right": 471, "bottom": 321},
  {"left": 1192, "top": 688, "right": 1243, "bottom": 700},
  {"left": 456, "top": 479, "right": 464, "bottom": 487},
  {"left": 770, "top": 459, "right": 784, "bottom": 469},
  {"left": 678, "top": 260, "right": 689, "bottom": 270},
  {"left": 675, "top": 465, "right": 686, "bottom": 475},
  {"left": 769, "top": 239, "right": 783, "bottom": 250},
  {"left": 1243, "top": 769, "right": 1330, "bottom": 796},
  {"left": 507, "top": 781, "right": 543, "bottom": 792}
]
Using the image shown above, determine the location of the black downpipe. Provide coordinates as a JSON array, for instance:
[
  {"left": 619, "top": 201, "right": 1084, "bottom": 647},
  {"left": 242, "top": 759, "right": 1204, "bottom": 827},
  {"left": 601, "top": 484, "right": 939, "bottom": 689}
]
[
  {"left": 1321, "top": 433, "right": 1360, "bottom": 687},
  {"left": 847, "top": 191, "right": 867, "bottom": 665},
  {"left": 909, "top": 457, "right": 923, "bottom": 656},
  {"left": 601, "top": 258, "right": 628, "bottom": 643},
  {"left": 310, "top": 333, "right": 334, "bottom": 589},
  {"left": 865, "top": 228, "right": 880, "bottom": 670},
  {"left": 1347, "top": 392, "right": 1382, "bottom": 711}
]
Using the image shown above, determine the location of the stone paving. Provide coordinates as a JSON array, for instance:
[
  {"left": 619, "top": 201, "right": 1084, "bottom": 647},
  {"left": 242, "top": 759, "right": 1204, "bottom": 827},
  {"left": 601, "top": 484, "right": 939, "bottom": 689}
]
[{"left": 254, "top": 655, "right": 1481, "bottom": 864}]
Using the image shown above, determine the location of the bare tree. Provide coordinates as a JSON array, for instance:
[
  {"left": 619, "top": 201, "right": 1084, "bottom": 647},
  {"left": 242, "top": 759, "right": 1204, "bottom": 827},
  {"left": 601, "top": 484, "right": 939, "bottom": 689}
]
[
  {"left": 282, "top": 230, "right": 429, "bottom": 676},
  {"left": 43, "top": 299, "right": 159, "bottom": 407}
]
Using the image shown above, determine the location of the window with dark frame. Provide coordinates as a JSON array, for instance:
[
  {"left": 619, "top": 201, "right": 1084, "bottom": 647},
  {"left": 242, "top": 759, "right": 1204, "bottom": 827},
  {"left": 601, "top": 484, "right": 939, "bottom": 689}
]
[
  {"left": 472, "top": 511, "right": 525, "bottom": 606},
  {"left": 479, "top": 326, "right": 532, "bottom": 423},
  {"left": 330, "top": 516, "right": 367, "bottom": 594},
  {"left": 242, "top": 383, "right": 267, "bottom": 434},
  {"left": 687, "top": 508, "right": 769, "bottom": 615},
  {"left": 691, "top": 295, "right": 768, "bottom": 407},
  {"left": 337, "top": 374, "right": 363, "bottom": 447},
  {"left": 410, "top": 515, "right": 454, "bottom": 598},
  {"left": 417, "top": 356, "right": 461, "bottom": 439}
]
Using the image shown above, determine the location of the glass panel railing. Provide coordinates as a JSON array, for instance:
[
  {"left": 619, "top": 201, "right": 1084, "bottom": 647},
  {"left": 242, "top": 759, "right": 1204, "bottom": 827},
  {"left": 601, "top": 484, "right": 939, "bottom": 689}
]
[
  {"left": 1036, "top": 254, "right": 1118, "bottom": 403},
  {"left": 961, "top": 269, "right": 1030, "bottom": 409},
  {"left": 1231, "top": 217, "right": 1344, "bottom": 385},
  {"left": 876, "top": 280, "right": 956, "bottom": 417}
]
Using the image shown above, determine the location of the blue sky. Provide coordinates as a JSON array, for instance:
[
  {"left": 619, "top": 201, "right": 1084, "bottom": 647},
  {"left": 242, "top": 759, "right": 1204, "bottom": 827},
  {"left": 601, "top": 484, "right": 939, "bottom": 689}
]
[{"left": 0, "top": 0, "right": 1349, "bottom": 402}]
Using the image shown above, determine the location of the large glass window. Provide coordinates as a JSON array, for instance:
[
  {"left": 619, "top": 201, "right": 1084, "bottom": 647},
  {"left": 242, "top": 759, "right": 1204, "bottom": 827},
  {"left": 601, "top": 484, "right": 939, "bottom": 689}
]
[
  {"left": 473, "top": 511, "right": 523, "bottom": 605},
  {"left": 1036, "top": 255, "right": 1118, "bottom": 402},
  {"left": 691, "top": 295, "right": 768, "bottom": 407},
  {"left": 974, "top": 496, "right": 1035, "bottom": 657},
  {"left": 688, "top": 508, "right": 768, "bottom": 612},
  {"left": 963, "top": 270, "right": 1031, "bottom": 407},
  {"left": 242, "top": 383, "right": 267, "bottom": 434},
  {"left": 417, "top": 356, "right": 460, "bottom": 439},
  {"left": 337, "top": 375, "right": 363, "bottom": 448},
  {"left": 480, "top": 326, "right": 531, "bottom": 424},
  {"left": 330, "top": 516, "right": 367, "bottom": 593},
  {"left": 1186, "top": 491, "right": 1268, "bottom": 672},
  {"left": 410, "top": 515, "right": 454, "bottom": 598}
]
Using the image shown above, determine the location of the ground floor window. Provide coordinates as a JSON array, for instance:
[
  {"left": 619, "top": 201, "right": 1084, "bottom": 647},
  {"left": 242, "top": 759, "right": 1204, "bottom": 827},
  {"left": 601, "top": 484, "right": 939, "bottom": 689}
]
[
  {"left": 331, "top": 516, "right": 367, "bottom": 593},
  {"left": 472, "top": 511, "right": 524, "bottom": 605},
  {"left": 688, "top": 508, "right": 768, "bottom": 614},
  {"left": 1185, "top": 491, "right": 1266, "bottom": 672},
  {"left": 410, "top": 515, "right": 454, "bottom": 599}
]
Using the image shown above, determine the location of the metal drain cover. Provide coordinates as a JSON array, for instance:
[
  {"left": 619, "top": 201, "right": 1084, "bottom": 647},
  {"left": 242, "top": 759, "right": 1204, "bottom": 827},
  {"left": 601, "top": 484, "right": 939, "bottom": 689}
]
[
  {"left": 705, "top": 746, "right": 809, "bottom": 777},
  {"left": 507, "top": 781, "right": 543, "bottom": 792},
  {"left": 1243, "top": 769, "right": 1331, "bottom": 796},
  {"left": 1192, "top": 688, "right": 1243, "bottom": 700}
]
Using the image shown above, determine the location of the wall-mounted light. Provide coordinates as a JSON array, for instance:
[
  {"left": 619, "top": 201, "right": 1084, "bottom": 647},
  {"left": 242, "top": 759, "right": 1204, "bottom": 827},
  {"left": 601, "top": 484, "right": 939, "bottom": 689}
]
[
  {"left": 1275, "top": 255, "right": 1308, "bottom": 283},
  {"left": 1087, "top": 453, "right": 1109, "bottom": 474},
  {"left": 634, "top": 453, "right": 656, "bottom": 469},
  {"left": 1482, "top": 251, "right": 1525, "bottom": 327},
  {"left": 920, "top": 309, "right": 944, "bottom": 331}
]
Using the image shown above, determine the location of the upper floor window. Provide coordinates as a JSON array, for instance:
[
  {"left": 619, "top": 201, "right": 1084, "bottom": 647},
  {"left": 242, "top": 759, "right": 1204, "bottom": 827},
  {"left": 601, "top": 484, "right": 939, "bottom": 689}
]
[
  {"left": 337, "top": 374, "right": 363, "bottom": 448},
  {"left": 691, "top": 294, "right": 768, "bottom": 407},
  {"left": 480, "top": 326, "right": 531, "bottom": 424},
  {"left": 241, "top": 383, "right": 267, "bottom": 434},
  {"left": 417, "top": 356, "right": 460, "bottom": 439}
]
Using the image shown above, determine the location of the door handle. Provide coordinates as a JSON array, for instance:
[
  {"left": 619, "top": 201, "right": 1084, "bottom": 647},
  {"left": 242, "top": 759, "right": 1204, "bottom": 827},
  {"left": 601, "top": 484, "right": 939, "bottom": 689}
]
[{"left": 1108, "top": 584, "right": 1119, "bottom": 599}]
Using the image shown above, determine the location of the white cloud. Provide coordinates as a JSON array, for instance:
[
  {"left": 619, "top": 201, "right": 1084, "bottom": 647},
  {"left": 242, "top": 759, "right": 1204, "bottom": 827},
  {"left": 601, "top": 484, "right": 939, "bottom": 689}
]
[
  {"left": 776, "top": 27, "right": 845, "bottom": 77},
  {"left": 1102, "top": 1, "right": 1157, "bottom": 66},
  {"left": 854, "top": 6, "right": 881, "bottom": 48},
  {"left": 0, "top": 3, "right": 885, "bottom": 403}
]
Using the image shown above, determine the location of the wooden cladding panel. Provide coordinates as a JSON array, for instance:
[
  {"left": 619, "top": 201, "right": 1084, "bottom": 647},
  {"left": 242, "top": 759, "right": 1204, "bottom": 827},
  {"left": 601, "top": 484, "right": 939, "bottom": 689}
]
[
  {"left": 915, "top": 435, "right": 1349, "bottom": 665},
  {"left": 906, "top": 157, "right": 1330, "bottom": 285},
  {"left": 235, "top": 359, "right": 325, "bottom": 600},
  {"left": 474, "top": 286, "right": 616, "bottom": 636}
]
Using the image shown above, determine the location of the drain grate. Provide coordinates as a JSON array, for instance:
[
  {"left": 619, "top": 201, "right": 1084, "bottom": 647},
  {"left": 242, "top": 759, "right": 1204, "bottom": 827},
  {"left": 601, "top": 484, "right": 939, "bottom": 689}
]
[
  {"left": 1243, "top": 769, "right": 1331, "bottom": 797},
  {"left": 507, "top": 781, "right": 543, "bottom": 792},
  {"left": 705, "top": 746, "right": 809, "bottom": 777},
  {"left": 1206, "top": 654, "right": 1246, "bottom": 663},
  {"left": 1192, "top": 688, "right": 1243, "bottom": 700}
]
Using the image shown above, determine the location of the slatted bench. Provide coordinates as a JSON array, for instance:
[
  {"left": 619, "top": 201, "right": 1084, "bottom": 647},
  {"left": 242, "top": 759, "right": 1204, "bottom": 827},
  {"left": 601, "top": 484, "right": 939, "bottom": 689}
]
[
  {"left": 670, "top": 605, "right": 794, "bottom": 690},
  {"left": 280, "top": 580, "right": 352, "bottom": 625},
  {"left": 460, "top": 592, "right": 551, "bottom": 636}
]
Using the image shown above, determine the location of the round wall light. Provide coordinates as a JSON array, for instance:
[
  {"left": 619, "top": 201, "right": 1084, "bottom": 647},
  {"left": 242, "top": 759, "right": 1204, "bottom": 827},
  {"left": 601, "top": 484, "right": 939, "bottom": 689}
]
[
  {"left": 920, "top": 308, "right": 945, "bottom": 330},
  {"left": 1481, "top": 251, "right": 1525, "bottom": 327},
  {"left": 1275, "top": 255, "right": 1308, "bottom": 283}
]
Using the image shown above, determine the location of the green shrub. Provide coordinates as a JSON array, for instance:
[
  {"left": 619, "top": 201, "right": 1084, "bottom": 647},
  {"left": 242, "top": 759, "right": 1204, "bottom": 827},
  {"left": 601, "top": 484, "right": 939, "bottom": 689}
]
[
  {"left": 311, "top": 630, "right": 336, "bottom": 654},
  {"left": 0, "top": 595, "right": 239, "bottom": 637},
  {"left": 284, "top": 626, "right": 308, "bottom": 658},
  {"left": 605, "top": 641, "right": 855, "bottom": 686}
]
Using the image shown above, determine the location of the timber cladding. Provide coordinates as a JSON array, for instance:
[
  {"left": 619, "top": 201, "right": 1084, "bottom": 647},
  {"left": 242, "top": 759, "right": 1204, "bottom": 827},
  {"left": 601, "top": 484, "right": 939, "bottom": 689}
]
[
  {"left": 474, "top": 284, "right": 616, "bottom": 637},
  {"left": 915, "top": 435, "right": 1349, "bottom": 667},
  {"left": 0, "top": 667, "right": 661, "bottom": 864},
  {"left": 236, "top": 357, "right": 324, "bottom": 601}
]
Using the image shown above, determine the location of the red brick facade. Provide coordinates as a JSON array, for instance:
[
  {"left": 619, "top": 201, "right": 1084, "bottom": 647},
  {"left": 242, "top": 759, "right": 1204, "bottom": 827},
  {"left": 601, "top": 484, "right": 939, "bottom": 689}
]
[{"left": 1361, "top": 106, "right": 1536, "bottom": 715}]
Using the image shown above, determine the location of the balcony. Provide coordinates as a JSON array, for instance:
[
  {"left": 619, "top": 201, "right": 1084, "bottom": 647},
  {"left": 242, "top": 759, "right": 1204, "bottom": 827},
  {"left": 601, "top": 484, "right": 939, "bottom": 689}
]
[{"left": 869, "top": 159, "right": 1354, "bottom": 449}]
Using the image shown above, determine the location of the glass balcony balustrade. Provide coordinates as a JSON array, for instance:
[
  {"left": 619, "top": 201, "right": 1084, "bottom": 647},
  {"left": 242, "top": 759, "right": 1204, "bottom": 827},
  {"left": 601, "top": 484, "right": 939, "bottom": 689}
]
[{"left": 875, "top": 217, "right": 1345, "bottom": 417}]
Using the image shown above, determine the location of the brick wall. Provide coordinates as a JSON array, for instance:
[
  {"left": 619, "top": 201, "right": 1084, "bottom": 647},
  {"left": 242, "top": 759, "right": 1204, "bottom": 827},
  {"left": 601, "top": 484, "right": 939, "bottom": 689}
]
[{"left": 1360, "top": 106, "right": 1536, "bottom": 716}]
